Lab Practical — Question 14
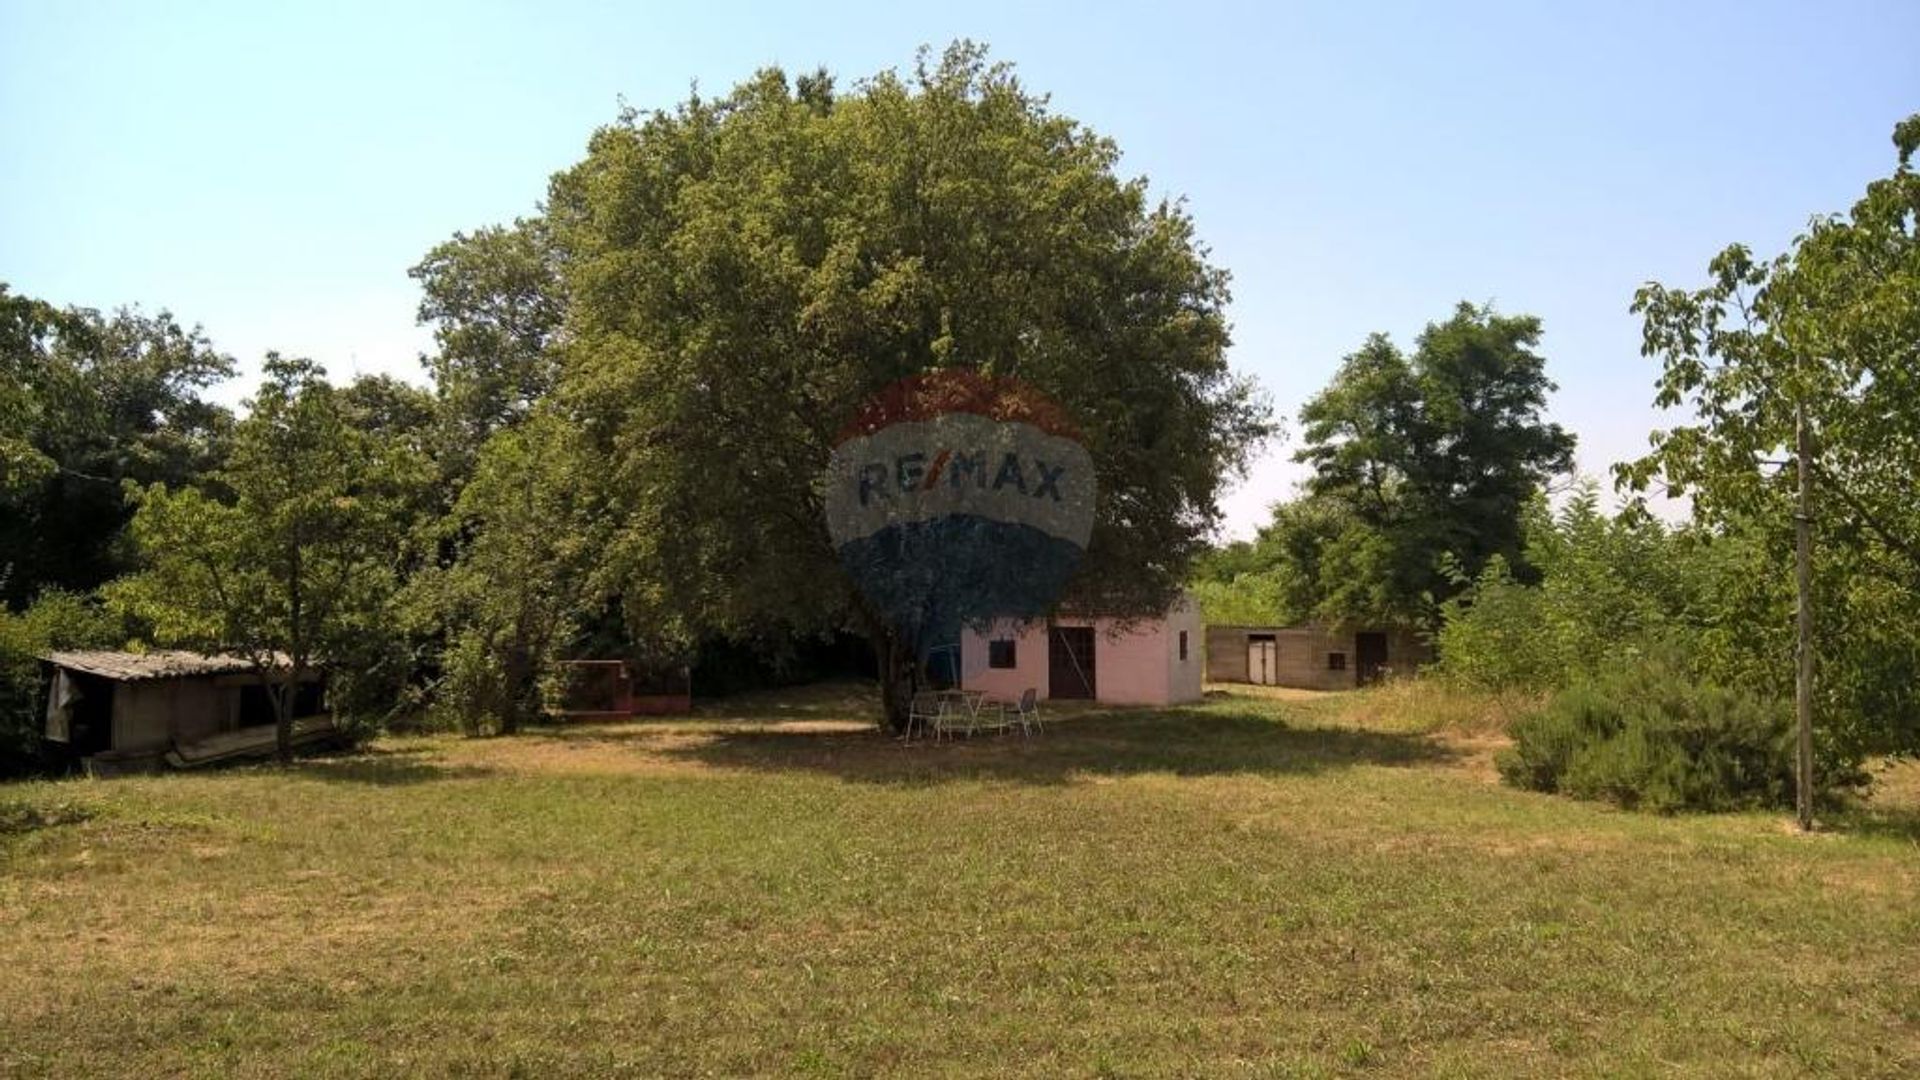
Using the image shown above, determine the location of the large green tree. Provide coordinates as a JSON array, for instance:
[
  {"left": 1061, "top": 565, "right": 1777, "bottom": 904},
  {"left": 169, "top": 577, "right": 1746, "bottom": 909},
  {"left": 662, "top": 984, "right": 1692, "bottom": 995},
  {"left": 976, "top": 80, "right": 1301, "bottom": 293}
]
[
  {"left": 1239, "top": 303, "right": 1575, "bottom": 629},
  {"left": 113, "top": 356, "right": 423, "bottom": 759},
  {"left": 1621, "top": 112, "right": 1920, "bottom": 759},
  {"left": 0, "top": 285, "right": 234, "bottom": 607},
  {"left": 539, "top": 44, "right": 1269, "bottom": 728}
]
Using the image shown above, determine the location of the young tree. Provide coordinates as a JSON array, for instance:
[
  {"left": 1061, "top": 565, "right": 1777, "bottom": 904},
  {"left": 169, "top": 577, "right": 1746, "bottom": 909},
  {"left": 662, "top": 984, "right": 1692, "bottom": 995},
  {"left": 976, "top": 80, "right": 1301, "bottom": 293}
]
[
  {"left": 402, "top": 415, "right": 600, "bottom": 734},
  {"left": 539, "top": 44, "right": 1270, "bottom": 729},
  {"left": 113, "top": 356, "right": 421, "bottom": 760},
  {"left": 1621, "top": 113, "right": 1920, "bottom": 819}
]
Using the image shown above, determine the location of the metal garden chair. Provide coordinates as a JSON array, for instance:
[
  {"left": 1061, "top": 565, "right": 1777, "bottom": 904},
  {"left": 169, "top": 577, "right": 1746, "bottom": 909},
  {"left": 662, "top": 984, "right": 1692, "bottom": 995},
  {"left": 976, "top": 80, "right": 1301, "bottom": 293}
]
[{"left": 1003, "top": 687, "right": 1041, "bottom": 735}]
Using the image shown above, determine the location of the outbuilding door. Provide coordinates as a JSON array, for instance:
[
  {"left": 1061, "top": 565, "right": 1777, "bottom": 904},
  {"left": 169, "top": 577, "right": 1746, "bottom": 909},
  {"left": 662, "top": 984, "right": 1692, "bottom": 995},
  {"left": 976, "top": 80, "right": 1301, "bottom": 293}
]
[
  {"left": 1356, "top": 632, "right": 1389, "bottom": 686},
  {"left": 1247, "top": 634, "right": 1278, "bottom": 685},
  {"left": 1048, "top": 626, "right": 1096, "bottom": 700}
]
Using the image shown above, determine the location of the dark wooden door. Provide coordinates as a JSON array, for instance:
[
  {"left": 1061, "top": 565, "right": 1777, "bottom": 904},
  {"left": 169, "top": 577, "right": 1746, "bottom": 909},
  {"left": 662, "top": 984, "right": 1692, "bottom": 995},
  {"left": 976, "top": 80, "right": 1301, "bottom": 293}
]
[
  {"left": 1355, "top": 632, "right": 1389, "bottom": 686},
  {"left": 69, "top": 673, "right": 114, "bottom": 755},
  {"left": 1048, "top": 626, "right": 1096, "bottom": 700}
]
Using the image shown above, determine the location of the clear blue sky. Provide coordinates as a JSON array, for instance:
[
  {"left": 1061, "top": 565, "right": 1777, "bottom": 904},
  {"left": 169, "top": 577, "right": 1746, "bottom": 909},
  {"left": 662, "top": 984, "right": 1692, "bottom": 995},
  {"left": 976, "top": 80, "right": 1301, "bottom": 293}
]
[{"left": 4, "top": 0, "right": 1915, "bottom": 537}]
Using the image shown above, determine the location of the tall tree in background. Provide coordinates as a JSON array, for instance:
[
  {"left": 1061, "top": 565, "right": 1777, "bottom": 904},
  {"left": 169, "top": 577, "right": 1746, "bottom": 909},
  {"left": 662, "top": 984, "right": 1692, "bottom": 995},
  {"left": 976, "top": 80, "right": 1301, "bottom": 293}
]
[
  {"left": 409, "top": 220, "right": 565, "bottom": 483},
  {"left": 113, "top": 356, "right": 423, "bottom": 760},
  {"left": 1622, "top": 112, "right": 1920, "bottom": 779},
  {"left": 0, "top": 285, "right": 234, "bottom": 607},
  {"left": 1259, "top": 303, "right": 1574, "bottom": 627},
  {"left": 540, "top": 43, "right": 1270, "bottom": 728}
]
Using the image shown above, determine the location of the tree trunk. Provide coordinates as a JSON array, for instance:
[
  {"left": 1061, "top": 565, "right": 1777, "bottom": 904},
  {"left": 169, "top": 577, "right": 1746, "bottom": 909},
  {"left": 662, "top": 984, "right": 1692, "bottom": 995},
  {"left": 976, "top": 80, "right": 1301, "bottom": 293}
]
[
  {"left": 273, "top": 676, "right": 295, "bottom": 764},
  {"left": 503, "top": 634, "right": 533, "bottom": 734},
  {"left": 871, "top": 630, "right": 918, "bottom": 734},
  {"left": 1794, "top": 399, "right": 1815, "bottom": 831},
  {"left": 285, "top": 540, "right": 304, "bottom": 765}
]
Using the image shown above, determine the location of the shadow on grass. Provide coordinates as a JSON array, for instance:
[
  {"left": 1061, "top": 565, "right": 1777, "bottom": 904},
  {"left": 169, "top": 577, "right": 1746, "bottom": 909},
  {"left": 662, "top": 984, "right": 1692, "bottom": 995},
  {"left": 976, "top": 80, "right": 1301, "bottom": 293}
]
[
  {"left": 640, "top": 702, "right": 1458, "bottom": 786},
  {"left": 1832, "top": 806, "right": 1920, "bottom": 845},
  {"left": 687, "top": 681, "right": 890, "bottom": 725},
  {"left": 286, "top": 747, "right": 496, "bottom": 786}
]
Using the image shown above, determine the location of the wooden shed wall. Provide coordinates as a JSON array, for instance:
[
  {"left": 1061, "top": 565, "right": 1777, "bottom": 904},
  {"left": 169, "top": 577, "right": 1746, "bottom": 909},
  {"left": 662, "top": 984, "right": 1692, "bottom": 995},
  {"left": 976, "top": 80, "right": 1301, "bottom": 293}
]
[{"left": 112, "top": 679, "right": 239, "bottom": 754}]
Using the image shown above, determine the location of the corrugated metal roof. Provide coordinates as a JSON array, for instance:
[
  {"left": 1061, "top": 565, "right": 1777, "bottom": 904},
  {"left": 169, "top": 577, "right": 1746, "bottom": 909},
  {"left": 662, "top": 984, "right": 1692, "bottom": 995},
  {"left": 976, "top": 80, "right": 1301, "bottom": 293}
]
[{"left": 41, "top": 650, "right": 280, "bottom": 681}]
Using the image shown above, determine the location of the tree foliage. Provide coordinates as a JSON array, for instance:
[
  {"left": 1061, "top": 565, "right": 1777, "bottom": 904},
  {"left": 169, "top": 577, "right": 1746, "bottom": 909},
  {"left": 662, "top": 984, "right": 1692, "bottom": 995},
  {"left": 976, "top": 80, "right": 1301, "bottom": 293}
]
[
  {"left": 112, "top": 356, "right": 423, "bottom": 757},
  {"left": 401, "top": 415, "right": 600, "bottom": 734},
  {"left": 542, "top": 43, "right": 1270, "bottom": 726},
  {"left": 409, "top": 220, "right": 565, "bottom": 481},
  {"left": 1435, "top": 485, "right": 1729, "bottom": 692},
  {"left": 1198, "top": 303, "right": 1573, "bottom": 630},
  {"left": 1294, "top": 304, "right": 1575, "bottom": 621},
  {"left": 1620, "top": 112, "right": 1920, "bottom": 759},
  {"left": 0, "top": 284, "right": 234, "bottom": 606}
]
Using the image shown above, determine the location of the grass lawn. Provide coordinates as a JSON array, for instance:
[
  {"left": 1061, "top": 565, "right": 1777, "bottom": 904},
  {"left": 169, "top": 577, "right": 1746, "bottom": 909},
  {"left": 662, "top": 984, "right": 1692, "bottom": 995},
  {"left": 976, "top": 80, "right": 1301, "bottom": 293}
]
[{"left": 2, "top": 682, "right": 1917, "bottom": 1077}]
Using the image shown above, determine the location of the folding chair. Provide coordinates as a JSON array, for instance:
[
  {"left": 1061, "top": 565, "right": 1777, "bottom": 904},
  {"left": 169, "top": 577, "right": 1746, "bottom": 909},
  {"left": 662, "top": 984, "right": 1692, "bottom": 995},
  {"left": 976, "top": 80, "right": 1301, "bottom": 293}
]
[
  {"left": 1005, "top": 687, "right": 1041, "bottom": 735},
  {"left": 908, "top": 692, "right": 945, "bottom": 741},
  {"left": 930, "top": 694, "right": 979, "bottom": 741}
]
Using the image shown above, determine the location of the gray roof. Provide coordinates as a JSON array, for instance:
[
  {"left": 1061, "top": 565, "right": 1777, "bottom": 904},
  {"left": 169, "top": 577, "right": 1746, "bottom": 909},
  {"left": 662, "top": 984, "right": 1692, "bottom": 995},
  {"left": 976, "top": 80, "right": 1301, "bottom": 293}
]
[{"left": 41, "top": 650, "right": 283, "bottom": 682}]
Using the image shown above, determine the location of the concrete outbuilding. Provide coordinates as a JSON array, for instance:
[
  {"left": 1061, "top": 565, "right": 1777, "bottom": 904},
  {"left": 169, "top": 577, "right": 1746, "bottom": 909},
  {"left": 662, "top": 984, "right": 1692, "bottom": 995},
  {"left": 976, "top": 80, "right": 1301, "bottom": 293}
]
[{"left": 1204, "top": 624, "right": 1429, "bottom": 690}]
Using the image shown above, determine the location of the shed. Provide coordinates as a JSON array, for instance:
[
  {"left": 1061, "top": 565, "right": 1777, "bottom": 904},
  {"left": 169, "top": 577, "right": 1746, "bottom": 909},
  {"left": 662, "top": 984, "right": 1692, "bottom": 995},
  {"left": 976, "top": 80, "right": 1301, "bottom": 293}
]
[
  {"left": 955, "top": 592, "right": 1204, "bottom": 706},
  {"left": 40, "top": 650, "right": 333, "bottom": 776},
  {"left": 1204, "top": 624, "right": 1429, "bottom": 690}
]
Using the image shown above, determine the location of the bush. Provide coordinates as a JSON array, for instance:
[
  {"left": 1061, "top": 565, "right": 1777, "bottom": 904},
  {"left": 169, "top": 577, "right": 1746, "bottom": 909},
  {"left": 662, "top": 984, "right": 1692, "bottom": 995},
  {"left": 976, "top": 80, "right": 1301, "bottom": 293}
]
[
  {"left": 0, "top": 590, "right": 122, "bottom": 777},
  {"left": 1498, "top": 660, "right": 1863, "bottom": 813}
]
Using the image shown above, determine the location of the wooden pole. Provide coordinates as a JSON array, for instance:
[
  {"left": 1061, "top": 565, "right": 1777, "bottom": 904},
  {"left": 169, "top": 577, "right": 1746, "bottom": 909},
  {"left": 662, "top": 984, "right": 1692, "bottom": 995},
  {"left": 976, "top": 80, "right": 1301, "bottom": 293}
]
[{"left": 1794, "top": 398, "right": 1815, "bottom": 831}]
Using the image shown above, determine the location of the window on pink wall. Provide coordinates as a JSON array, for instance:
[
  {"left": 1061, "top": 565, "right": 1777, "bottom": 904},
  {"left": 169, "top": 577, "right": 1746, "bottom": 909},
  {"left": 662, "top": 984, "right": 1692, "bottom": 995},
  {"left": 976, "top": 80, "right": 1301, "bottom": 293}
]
[
  {"left": 988, "top": 640, "right": 1017, "bottom": 669},
  {"left": 1178, "top": 630, "right": 1188, "bottom": 662}
]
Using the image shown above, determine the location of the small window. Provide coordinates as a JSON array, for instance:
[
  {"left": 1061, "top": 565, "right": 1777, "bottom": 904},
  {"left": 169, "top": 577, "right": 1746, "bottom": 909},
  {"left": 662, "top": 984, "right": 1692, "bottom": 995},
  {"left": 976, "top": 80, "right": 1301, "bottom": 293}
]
[
  {"left": 1178, "top": 630, "right": 1188, "bottom": 662},
  {"left": 988, "top": 639, "right": 1017, "bottom": 669},
  {"left": 1328, "top": 652, "right": 1347, "bottom": 671}
]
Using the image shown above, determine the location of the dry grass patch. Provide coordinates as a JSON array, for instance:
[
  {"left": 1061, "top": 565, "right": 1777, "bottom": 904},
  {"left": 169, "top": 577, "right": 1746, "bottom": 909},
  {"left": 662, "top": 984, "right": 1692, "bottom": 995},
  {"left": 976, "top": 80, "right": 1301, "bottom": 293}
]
[{"left": 1319, "top": 677, "right": 1540, "bottom": 737}]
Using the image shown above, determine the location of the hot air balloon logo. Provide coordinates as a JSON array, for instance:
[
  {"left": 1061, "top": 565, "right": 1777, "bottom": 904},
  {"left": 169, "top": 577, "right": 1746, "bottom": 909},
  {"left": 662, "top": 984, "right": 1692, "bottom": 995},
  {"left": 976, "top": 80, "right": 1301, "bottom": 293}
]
[{"left": 824, "top": 370, "right": 1095, "bottom": 665}]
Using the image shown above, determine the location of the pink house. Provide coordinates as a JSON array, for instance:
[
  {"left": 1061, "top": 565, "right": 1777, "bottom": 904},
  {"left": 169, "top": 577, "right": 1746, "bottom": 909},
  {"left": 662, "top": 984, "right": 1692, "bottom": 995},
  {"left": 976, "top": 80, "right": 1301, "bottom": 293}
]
[{"left": 957, "top": 593, "right": 1203, "bottom": 706}]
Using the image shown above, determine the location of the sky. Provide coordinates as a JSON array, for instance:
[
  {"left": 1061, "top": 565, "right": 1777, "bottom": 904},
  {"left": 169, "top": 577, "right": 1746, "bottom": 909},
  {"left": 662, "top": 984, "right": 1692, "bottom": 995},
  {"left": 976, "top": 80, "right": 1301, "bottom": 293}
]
[{"left": 3, "top": 0, "right": 1916, "bottom": 538}]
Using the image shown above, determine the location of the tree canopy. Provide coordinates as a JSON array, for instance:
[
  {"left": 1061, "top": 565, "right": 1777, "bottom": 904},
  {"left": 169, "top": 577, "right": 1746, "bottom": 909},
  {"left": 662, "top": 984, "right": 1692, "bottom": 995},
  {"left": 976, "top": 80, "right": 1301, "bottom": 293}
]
[
  {"left": 409, "top": 219, "right": 565, "bottom": 481},
  {"left": 0, "top": 286, "right": 234, "bottom": 607},
  {"left": 541, "top": 43, "right": 1271, "bottom": 724},
  {"left": 1620, "top": 111, "right": 1920, "bottom": 759},
  {"left": 1197, "top": 303, "right": 1574, "bottom": 630},
  {"left": 112, "top": 356, "right": 424, "bottom": 757}
]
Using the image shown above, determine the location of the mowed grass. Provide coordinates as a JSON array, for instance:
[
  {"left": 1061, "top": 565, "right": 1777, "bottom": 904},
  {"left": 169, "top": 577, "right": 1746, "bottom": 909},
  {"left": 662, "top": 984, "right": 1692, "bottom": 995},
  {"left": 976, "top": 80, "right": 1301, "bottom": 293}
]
[{"left": 2, "top": 683, "right": 1917, "bottom": 1078}]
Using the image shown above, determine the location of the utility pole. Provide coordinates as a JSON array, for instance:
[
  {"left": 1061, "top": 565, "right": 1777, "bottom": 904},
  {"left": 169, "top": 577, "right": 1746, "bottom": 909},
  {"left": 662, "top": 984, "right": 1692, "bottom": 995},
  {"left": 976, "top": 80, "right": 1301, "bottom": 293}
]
[{"left": 1794, "top": 397, "right": 1815, "bottom": 831}]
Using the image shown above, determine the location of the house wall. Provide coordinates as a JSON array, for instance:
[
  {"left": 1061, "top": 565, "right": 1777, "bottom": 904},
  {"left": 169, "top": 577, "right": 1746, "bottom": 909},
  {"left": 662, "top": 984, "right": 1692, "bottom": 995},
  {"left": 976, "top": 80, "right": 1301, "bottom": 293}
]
[
  {"left": 957, "top": 594, "right": 1203, "bottom": 707},
  {"left": 112, "top": 682, "right": 173, "bottom": 752},
  {"left": 958, "top": 618, "right": 1049, "bottom": 703},
  {"left": 1164, "top": 597, "right": 1203, "bottom": 705},
  {"left": 1205, "top": 626, "right": 1250, "bottom": 683},
  {"left": 1373, "top": 628, "right": 1431, "bottom": 682},
  {"left": 1056, "top": 613, "right": 1168, "bottom": 705}
]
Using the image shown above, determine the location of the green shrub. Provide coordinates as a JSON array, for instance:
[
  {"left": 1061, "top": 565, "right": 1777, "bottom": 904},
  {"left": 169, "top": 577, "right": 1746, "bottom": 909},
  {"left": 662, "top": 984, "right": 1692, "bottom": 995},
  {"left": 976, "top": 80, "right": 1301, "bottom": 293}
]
[
  {"left": 0, "top": 590, "right": 122, "bottom": 776},
  {"left": 1498, "top": 660, "right": 1862, "bottom": 813}
]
